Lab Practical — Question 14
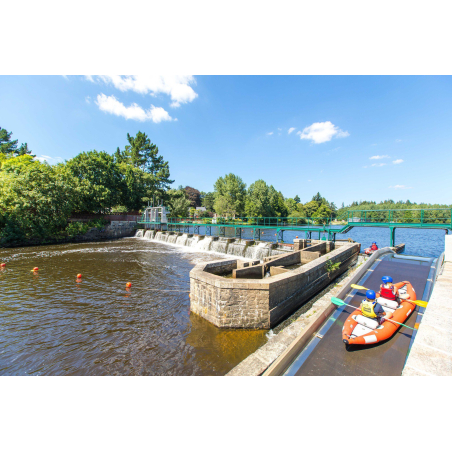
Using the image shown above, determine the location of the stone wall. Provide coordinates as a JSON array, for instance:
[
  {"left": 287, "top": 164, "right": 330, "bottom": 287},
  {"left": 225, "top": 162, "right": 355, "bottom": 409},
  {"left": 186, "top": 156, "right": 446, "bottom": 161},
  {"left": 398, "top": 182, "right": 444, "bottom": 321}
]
[
  {"left": 189, "top": 242, "right": 360, "bottom": 329},
  {"left": 71, "top": 221, "right": 137, "bottom": 242}
]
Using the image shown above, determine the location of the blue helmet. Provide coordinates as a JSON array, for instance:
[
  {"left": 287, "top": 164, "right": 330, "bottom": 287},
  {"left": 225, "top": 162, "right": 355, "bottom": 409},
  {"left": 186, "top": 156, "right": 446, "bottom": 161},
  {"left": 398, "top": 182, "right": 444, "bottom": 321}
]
[
  {"left": 366, "top": 290, "right": 376, "bottom": 300},
  {"left": 372, "top": 241, "right": 377, "bottom": 244},
  {"left": 382, "top": 276, "right": 393, "bottom": 284}
]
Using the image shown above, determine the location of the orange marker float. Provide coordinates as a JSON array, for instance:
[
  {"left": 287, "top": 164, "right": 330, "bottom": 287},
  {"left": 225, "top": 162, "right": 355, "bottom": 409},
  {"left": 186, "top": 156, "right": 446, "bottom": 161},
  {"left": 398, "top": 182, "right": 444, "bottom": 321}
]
[
  {"left": 77, "top": 273, "right": 82, "bottom": 279},
  {"left": 126, "top": 282, "right": 132, "bottom": 288},
  {"left": 1, "top": 263, "right": 6, "bottom": 267},
  {"left": 31, "top": 267, "right": 39, "bottom": 272}
]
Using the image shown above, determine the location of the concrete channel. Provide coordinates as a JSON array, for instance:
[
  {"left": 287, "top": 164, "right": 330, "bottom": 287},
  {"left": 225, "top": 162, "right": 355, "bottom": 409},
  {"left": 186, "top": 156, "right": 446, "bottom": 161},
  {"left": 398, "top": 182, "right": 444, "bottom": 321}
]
[{"left": 228, "top": 243, "right": 449, "bottom": 376}]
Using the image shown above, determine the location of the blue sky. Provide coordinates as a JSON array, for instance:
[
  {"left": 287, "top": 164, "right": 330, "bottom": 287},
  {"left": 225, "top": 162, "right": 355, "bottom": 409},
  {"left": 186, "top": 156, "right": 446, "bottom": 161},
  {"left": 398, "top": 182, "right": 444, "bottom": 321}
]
[{"left": 1, "top": 75, "right": 451, "bottom": 206}]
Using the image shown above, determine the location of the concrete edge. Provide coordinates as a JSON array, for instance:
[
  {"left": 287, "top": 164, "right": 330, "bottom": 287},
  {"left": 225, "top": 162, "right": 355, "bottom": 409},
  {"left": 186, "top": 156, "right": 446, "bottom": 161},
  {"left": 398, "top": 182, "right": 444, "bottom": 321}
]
[
  {"left": 263, "top": 303, "right": 337, "bottom": 376},
  {"left": 226, "top": 248, "right": 392, "bottom": 376}
]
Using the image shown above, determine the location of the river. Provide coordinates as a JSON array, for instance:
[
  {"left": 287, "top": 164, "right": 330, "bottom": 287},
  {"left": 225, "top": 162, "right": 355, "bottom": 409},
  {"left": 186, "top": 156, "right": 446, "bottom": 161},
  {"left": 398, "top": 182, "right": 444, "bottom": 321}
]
[
  {"left": 0, "top": 239, "right": 267, "bottom": 376},
  {"left": 0, "top": 227, "right": 445, "bottom": 376}
]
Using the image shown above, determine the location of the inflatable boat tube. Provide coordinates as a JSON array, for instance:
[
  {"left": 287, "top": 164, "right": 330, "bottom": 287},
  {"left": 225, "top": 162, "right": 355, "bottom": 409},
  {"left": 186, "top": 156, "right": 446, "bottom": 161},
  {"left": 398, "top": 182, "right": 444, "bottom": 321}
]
[{"left": 342, "top": 281, "right": 417, "bottom": 346}]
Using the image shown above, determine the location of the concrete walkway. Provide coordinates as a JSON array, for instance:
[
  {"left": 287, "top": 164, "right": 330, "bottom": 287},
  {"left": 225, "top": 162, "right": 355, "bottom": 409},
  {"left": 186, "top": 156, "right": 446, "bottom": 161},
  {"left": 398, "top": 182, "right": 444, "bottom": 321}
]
[{"left": 402, "top": 261, "right": 452, "bottom": 376}]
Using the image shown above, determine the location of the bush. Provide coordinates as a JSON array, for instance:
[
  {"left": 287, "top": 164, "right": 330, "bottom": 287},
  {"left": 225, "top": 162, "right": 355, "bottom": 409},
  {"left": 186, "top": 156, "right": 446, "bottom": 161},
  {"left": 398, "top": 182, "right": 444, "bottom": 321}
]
[
  {"left": 325, "top": 259, "right": 341, "bottom": 273},
  {"left": 65, "top": 219, "right": 108, "bottom": 238}
]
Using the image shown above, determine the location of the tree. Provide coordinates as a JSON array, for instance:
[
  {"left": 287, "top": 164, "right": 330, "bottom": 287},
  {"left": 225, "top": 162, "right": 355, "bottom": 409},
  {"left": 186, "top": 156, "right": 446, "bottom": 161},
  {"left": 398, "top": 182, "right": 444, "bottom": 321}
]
[
  {"left": 65, "top": 151, "right": 122, "bottom": 213},
  {"left": 0, "top": 158, "right": 73, "bottom": 244},
  {"left": 121, "top": 131, "right": 174, "bottom": 203},
  {"left": 213, "top": 173, "right": 246, "bottom": 217},
  {"left": 0, "top": 127, "right": 34, "bottom": 156},
  {"left": 245, "top": 180, "right": 288, "bottom": 217},
  {"left": 167, "top": 189, "right": 191, "bottom": 217},
  {"left": 201, "top": 191, "right": 215, "bottom": 212},
  {"left": 184, "top": 186, "right": 201, "bottom": 207},
  {"left": 0, "top": 127, "right": 18, "bottom": 155},
  {"left": 294, "top": 195, "right": 301, "bottom": 204}
]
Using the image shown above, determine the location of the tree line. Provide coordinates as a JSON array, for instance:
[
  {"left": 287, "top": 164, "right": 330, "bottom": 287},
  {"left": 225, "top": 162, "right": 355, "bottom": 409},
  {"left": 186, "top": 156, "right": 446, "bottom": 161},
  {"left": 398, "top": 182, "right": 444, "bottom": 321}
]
[
  {"left": 3, "top": 124, "right": 448, "bottom": 245},
  {"left": 0, "top": 127, "right": 179, "bottom": 245}
]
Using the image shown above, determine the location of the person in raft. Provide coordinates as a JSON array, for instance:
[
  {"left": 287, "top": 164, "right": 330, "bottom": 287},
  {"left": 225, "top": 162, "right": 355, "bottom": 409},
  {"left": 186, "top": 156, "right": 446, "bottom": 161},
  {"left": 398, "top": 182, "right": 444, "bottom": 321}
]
[
  {"left": 361, "top": 290, "right": 386, "bottom": 324},
  {"left": 370, "top": 241, "right": 378, "bottom": 251},
  {"left": 379, "top": 275, "right": 399, "bottom": 301}
]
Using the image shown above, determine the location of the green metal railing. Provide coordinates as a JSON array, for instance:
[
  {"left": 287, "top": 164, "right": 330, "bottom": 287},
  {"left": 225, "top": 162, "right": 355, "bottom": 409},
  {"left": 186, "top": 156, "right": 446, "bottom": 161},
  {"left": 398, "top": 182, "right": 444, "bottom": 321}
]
[
  {"left": 137, "top": 208, "right": 452, "bottom": 231},
  {"left": 166, "top": 216, "right": 334, "bottom": 227},
  {"left": 345, "top": 208, "right": 452, "bottom": 227}
]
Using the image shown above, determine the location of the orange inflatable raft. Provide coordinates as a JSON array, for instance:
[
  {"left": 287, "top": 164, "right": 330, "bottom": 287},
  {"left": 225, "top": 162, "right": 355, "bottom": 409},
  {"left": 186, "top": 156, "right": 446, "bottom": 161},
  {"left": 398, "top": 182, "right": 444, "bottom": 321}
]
[{"left": 342, "top": 281, "right": 417, "bottom": 346}]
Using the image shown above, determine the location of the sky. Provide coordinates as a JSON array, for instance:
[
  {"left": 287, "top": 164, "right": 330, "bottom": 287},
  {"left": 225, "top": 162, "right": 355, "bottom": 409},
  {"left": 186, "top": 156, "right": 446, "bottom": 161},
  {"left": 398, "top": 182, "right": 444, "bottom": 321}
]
[{"left": 1, "top": 75, "right": 451, "bottom": 206}]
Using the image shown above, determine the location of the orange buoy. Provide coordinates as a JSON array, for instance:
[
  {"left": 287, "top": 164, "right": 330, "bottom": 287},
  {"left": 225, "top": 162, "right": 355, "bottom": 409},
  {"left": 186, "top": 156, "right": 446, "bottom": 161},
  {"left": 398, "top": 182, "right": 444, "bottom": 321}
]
[
  {"left": 1, "top": 263, "right": 6, "bottom": 267},
  {"left": 296, "top": 236, "right": 298, "bottom": 238},
  {"left": 126, "top": 282, "right": 132, "bottom": 288},
  {"left": 77, "top": 273, "right": 82, "bottom": 279},
  {"left": 33, "top": 267, "right": 39, "bottom": 272}
]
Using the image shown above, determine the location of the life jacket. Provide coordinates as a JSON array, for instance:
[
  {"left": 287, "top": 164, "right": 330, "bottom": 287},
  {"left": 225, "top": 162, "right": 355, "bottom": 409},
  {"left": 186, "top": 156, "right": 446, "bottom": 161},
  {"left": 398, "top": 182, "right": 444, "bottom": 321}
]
[
  {"left": 371, "top": 244, "right": 378, "bottom": 250},
  {"left": 380, "top": 284, "right": 397, "bottom": 301},
  {"left": 361, "top": 300, "right": 377, "bottom": 318}
]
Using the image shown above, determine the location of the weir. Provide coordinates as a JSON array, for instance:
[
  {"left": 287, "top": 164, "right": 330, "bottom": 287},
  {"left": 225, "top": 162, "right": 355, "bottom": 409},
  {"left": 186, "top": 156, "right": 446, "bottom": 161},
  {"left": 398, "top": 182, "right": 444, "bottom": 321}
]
[
  {"left": 135, "top": 230, "right": 290, "bottom": 260},
  {"left": 138, "top": 208, "right": 452, "bottom": 246}
]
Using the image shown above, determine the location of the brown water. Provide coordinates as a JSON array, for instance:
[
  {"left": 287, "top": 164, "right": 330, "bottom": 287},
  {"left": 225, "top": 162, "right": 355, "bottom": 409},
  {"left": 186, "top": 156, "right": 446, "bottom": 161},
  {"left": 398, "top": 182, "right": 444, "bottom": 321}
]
[{"left": 0, "top": 238, "right": 267, "bottom": 376}]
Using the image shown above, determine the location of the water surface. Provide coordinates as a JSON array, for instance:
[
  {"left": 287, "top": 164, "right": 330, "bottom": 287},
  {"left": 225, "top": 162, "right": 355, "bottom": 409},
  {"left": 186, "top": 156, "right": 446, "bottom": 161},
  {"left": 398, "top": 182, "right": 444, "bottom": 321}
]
[{"left": 0, "top": 239, "right": 267, "bottom": 376}]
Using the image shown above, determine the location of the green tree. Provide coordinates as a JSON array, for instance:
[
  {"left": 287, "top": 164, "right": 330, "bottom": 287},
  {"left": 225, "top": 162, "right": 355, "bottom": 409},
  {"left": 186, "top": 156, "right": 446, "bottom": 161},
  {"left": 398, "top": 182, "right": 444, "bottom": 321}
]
[
  {"left": 120, "top": 131, "right": 174, "bottom": 204},
  {"left": 245, "top": 180, "right": 288, "bottom": 217},
  {"left": 0, "top": 159, "right": 73, "bottom": 244},
  {"left": 201, "top": 191, "right": 215, "bottom": 212},
  {"left": 0, "top": 127, "right": 34, "bottom": 156},
  {"left": 65, "top": 151, "right": 122, "bottom": 213},
  {"left": 294, "top": 195, "right": 301, "bottom": 204},
  {"left": 0, "top": 127, "right": 18, "bottom": 155},
  {"left": 167, "top": 189, "right": 191, "bottom": 217},
  {"left": 213, "top": 173, "right": 246, "bottom": 217}
]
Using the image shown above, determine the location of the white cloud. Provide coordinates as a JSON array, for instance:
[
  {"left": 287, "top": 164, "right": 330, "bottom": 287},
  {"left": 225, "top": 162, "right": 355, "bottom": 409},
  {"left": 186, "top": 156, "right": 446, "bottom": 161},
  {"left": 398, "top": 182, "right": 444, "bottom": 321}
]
[
  {"left": 389, "top": 185, "right": 412, "bottom": 189},
  {"left": 35, "top": 155, "right": 63, "bottom": 164},
  {"left": 393, "top": 159, "right": 404, "bottom": 164},
  {"left": 288, "top": 127, "right": 296, "bottom": 134},
  {"left": 395, "top": 139, "right": 402, "bottom": 142},
  {"left": 266, "top": 132, "right": 274, "bottom": 136},
  {"left": 85, "top": 96, "right": 91, "bottom": 104},
  {"left": 296, "top": 121, "right": 349, "bottom": 144},
  {"left": 86, "top": 75, "right": 198, "bottom": 107},
  {"left": 95, "top": 93, "right": 173, "bottom": 123},
  {"left": 370, "top": 155, "right": 390, "bottom": 160},
  {"left": 61, "top": 75, "right": 69, "bottom": 80},
  {"left": 277, "top": 128, "right": 282, "bottom": 131},
  {"left": 371, "top": 163, "right": 387, "bottom": 167}
]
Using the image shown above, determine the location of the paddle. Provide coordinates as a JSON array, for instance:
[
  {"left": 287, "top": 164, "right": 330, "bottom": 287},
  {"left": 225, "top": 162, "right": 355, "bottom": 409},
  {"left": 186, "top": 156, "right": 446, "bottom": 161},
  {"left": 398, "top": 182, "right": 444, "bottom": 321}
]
[
  {"left": 331, "top": 297, "right": 418, "bottom": 331},
  {"left": 350, "top": 283, "right": 428, "bottom": 308}
]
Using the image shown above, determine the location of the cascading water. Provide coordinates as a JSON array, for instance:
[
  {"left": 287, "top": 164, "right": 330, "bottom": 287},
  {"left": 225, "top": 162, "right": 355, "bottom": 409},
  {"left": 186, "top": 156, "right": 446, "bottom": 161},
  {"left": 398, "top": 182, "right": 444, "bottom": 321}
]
[
  {"left": 195, "top": 237, "right": 214, "bottom": 251},
  {"left": 136, "top": 230, "right": 290, "bottom": 260},
  {"left": 245, "top": 242, "right": 272, "bottom": 260},
  {"left": 167, "top": 234, "right": 178, "bottom": 244},
  {"left": 176, "top": 234, "right": 188, "bottom": 246},
  {"left": 211, "top": 239, "right": 228, "bottom": 254},
  {"left": 226, "top": 240, "right": 246, "bottom": 257}
]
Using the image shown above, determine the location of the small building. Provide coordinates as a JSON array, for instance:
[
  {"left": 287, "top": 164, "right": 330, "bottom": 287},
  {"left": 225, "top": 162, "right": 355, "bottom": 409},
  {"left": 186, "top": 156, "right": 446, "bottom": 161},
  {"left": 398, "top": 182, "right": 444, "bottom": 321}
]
[{"left": 143, "top": 204, "right": 170, "bottom": 224}]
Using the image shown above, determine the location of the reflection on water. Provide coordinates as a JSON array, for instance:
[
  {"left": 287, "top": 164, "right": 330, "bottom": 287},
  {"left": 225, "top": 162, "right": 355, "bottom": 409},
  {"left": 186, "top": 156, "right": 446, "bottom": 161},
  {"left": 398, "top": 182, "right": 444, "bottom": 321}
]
[{"left": 0, "top": 239, "right": 267, "bottom": 376}]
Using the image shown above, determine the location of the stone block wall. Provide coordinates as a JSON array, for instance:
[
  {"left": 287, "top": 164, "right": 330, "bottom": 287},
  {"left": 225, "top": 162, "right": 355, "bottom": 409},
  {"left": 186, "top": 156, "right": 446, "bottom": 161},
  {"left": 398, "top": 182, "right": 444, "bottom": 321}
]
[{"left": 189, "top": 242, "right": 360, "bottom": 329}]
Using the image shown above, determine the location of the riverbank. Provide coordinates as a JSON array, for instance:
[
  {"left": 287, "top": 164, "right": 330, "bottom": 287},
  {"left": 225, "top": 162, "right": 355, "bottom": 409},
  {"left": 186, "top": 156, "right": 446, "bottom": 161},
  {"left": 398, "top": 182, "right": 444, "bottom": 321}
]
[{"left": 0, "top": 221, "right": 136, "bottom": 249}]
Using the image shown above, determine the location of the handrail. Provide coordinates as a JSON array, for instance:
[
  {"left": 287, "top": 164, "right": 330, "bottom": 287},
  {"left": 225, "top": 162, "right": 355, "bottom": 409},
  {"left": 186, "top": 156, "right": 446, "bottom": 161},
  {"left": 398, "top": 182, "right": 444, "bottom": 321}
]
[{"left": 346, "top": 208, "right": 452, "bottom": 227}]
